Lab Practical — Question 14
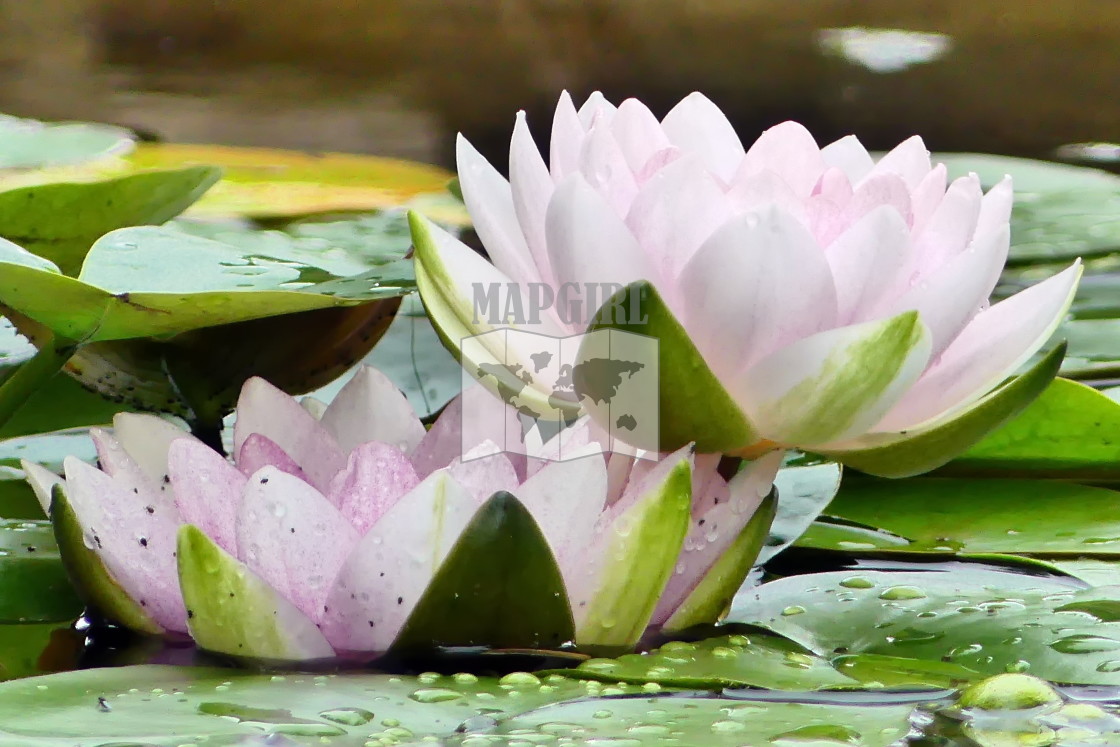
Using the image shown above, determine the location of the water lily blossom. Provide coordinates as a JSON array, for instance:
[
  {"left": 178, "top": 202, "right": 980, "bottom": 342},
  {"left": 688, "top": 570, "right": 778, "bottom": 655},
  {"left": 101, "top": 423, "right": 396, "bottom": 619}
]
[
  {"left": 411, "top": 91, "right": 1081, "bottom": 477},
  {"left": 24, "top": 367, "right": 778, "bottom": 661}
]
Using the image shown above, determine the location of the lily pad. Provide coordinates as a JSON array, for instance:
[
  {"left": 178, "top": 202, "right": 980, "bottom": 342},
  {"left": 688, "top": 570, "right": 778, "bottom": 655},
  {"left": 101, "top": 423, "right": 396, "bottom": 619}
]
[
  {"left": 0, "top": 518, "right": 82, "bottom": 623},
  {"left": 757, "top": 454, "right": 843, "bottom": 564},
  {"left": 0, "top": 225, "right": 412, "bottom": 343},
  {"left": 392, "top": 492, "right": 574, "bottom": 653},
  {"left": 491, "top": 694, "right": 916, "bottom": 747},
  {"left": 941, "top": 378, "right": 1120, "bottom": 481},
  {"left": 0, "top": 664, "right": 588, "bottom": 744},
  {"left": 0, "top": 115, "right": 134, "bottom": 170},
  {"left": 555, "top": 633, "right": 858, "bottom": 691},
  {"left": 820, "top": 476, "right": 1120, "bottom": 555},
  {"left": 728, "top": 565, "right": 1120, "bottom": 686},
  {"left": 0, "top": 167, "right": 220, "bottom": 275}
]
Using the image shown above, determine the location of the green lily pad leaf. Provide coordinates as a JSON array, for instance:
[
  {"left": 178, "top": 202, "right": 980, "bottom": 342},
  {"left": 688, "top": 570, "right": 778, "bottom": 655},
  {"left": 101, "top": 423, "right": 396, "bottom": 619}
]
[
  {"left": 0, "top": 664, "right": 589, "bottom": 744},
  {"left": 821, "top": 342, "right": 1066, "bottom": 478},
  {"left": 757, "top": 455, "right": 844, "bottom": 564},
  {"left": 1052, "top": 317, "right": 1120, "bottom": 381},
  {"left": 821, "top": 476, "right": 1120, "bottom": 555},
  {"left": 0, "top": 621, "right": 77, "bottom": 681},
  {"left": 0, "top": 427, "right": 97, "bottom": 520},
  {"left": 555, "top": 633, "right": 858, "bottom": 690},
  {"left": 795, "top": 517, "right": 914, "bottom": 552},
  {"left": 728, "top": 565, "right": 1120, "bottom": 686},
  {"left": 1049, "top": 559, "right": 1120, "bottom": 587},
  {"left": 576, "top": 459, "right": 691, "bottom": 651},
  {"left": 493, "top": 694, "right": 916, "bottom": 747},
  {"left": 0, "top": 115, "right": 134, "bottom": 170},
  {"left": 51, "top": 485, "right": 161, "bottom": 635},
  {"left": 0, "top": 167, "right": 220, "bottom": 275},
  {"left": 177, "top": 525, "right": 333, "bottom": 661},
  {"left": 940, "top": 153, "right": 1120, "bottom": 264},
  {"left": 125, "top": 142, "right": 469, "bottom": 224},
  {"left": 833, "top": 652, "right": 983, "bottom": 688},
  {"left": 583, "top": 281, "right": 756, "bottom": 452},
  {"left": 941, "top": 377, "right": 1120, "bottom": 481},
  {"left": 664, "top": 491, "right": 776, "bottom": 632},
  {"left": 0, "top": 515, "right": 81, "bottom": 623},
  {"left": 392, "top": 491, "right": 574, "bottom": 653},
  {"left": 0, "top": 225, "right": 413, "bottom": 343}
]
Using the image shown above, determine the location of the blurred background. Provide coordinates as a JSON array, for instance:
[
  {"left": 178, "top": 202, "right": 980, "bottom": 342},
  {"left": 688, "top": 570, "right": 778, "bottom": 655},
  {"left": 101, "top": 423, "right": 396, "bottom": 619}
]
[{"left": 1, "top": 0, "right": 1118, "bottom": 170}]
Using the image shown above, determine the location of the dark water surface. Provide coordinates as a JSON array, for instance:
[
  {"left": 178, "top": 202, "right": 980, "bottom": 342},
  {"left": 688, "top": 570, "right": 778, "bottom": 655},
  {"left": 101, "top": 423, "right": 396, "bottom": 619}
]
[{"left": 1, "top": 1, "right": 1119, "bottom": 170}]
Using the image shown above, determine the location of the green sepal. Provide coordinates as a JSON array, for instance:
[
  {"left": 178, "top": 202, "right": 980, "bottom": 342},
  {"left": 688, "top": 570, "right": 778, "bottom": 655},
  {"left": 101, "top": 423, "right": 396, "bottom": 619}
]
[
  {"left": 176, "top": 525, "right": 334, "bottom": 661},
  {"left": 49, "top": 484, "right": 162, "bottom": 635},
  {"left": 663, "top": 489, "right": 777, "bottom": 633},
  {"left": 410, "top": 211, "right": 572, "bottom": 419},
  {"left": 821, "top": 342, "right": 1067, "bottom": 478},
  {"left": 581, "top": 281, "right": 756, "bottom": 452},
  {"left": 391, "top": 491, "right": 575, "bottom": 653},
  {"left": 576, "top": 459, "right": 692, "bottom": 652}
]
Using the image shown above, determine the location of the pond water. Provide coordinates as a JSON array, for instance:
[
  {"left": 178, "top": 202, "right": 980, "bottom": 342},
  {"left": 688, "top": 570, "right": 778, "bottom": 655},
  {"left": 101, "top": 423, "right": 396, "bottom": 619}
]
[{"left": 2, "top": 1, "right": 1119, "bottom": 170}]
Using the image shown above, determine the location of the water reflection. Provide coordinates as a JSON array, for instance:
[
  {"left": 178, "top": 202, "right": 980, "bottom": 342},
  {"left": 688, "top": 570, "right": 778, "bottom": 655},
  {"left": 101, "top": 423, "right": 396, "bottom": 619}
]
[{"left": 1, "top": 1, "right": 1119, "bottom": 169}]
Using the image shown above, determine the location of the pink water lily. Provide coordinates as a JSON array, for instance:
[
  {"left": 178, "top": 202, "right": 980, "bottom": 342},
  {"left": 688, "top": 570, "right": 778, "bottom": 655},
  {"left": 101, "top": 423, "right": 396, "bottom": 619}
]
[
  {"left": 411, "top": 91, "right": 1081, "bottom": 477},
  {"left": 24, "top": 366, "right": 779, "bottom": 661}
]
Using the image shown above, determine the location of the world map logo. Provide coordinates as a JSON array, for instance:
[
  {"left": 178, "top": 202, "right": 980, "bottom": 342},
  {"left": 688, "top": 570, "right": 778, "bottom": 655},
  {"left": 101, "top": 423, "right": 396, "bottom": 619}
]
[{"left": 459, "top": 329, "right": 660, "bottom": 461}]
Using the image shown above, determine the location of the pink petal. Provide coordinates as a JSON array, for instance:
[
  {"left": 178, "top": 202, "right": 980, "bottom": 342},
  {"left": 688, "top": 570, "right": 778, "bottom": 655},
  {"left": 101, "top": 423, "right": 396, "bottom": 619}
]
[
  {"left": 625, "top": 154, "right": 733, "bottom": 285},
  {"left": 326, "top": 442, "right": 420, "bottom": 534},
  {"left": 678, "top": 206, "right": 838, "bottom": 381},
  {"left": 456, "top": 134, "right": 540, "bottom": 285},
  {"left": 446, "top": 446, "right": 521, "bottom": 503},
  {"left": 577, "top": 91, "right": 617, "bottom": 128},
  {"left": 725, "top": 169, "right": 807, "bottom": 223},
  {"left": 237, "top": 433, "right": 309, "bottom": 482},
  {"left": 62, "top": 456, "right": 186, "bottom": 632},
  {"left": 91, "top": 428, "right": 168, "bottom": 504},
  {"left": 820, "top": 134, "right": 874, "bottom": 182},
  {"left": 847, "top": 173, "right": 912, "bottom": 230},
  {"left": 320, "top": 366, "right": 425, "bottom": 455},
  {"left": 111, "top": 413, "right": 197, "bottom": 485},
  {"left": 545, "top": 175, "right": 656, "bottom": 324},
  {"left": 909, "top": 163, "right": 948, "bottom": 237},
  {"left": 318, "top": 471, "right": 478, "bottom": 654},
  {"left": 515, "top": 452, "right": 608, "bottom": 587},
  {"left": 874, "top": 262, "right": 1082, "bottom": 432},
  {"left": 827, "top": 205, "right": 912, "bottom": 324},
  {"left": 550, "top": 91, "right": 585, "bottom": 181},
  {"left": 910, "top": 174, "right": 983, "bottom": 279},
  {"left": 168, "top": 439, "right": 246, "bottom": 556},
  {"left": 866, "top": 135, "right": 931, "bottom": 189},
  {"left": 235, "top": 467, "right": 359, "bottom": 625},
  {"left": 509, "top": 110, "right": 556, "bottom": 284},
  {"left": 233, "top": 377, "right": 346, "bottom": 495},
  {"left": 813, "top": 166, "right": 854, "bottom": 203},
  {"left": 973, "top": 176, "right": 1014, "bottom": 248},
  {"left": 652, "top": 449, "right": 782, "bottom": 625},
  {"left": 579, "top": 120, "right": 640, "bottom": 215},
  {"left": 737, "top": 121, "right": 825, "bottom": 197},
  {"left": 410, "top": 385, "right": 530, "bottom": 481},
  {"left": 879, "top": 223, "right": 1011, "bottom": 358},
  {"left": 660, "top": 92, "right": 744, "bottom": 183},
  {"left": 611, "top": 98, "right": 672, "bottom": 174}
]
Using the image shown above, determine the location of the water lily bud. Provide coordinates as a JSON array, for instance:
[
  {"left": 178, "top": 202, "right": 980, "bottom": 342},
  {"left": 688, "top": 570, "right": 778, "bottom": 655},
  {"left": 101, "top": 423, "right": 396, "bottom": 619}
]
[
  {"left": 960, "top": 673, "right": 1063, "bottom": 710},
  {"left": 411, "top": 91, "right": 1081, "bottom": 477}
]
